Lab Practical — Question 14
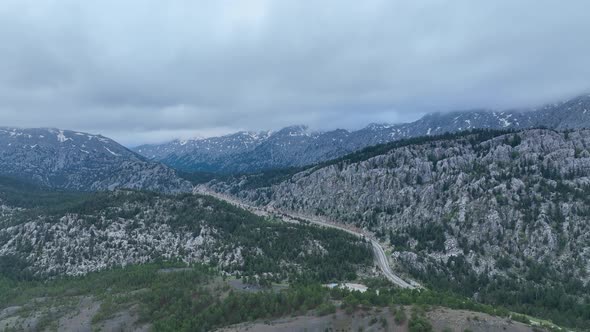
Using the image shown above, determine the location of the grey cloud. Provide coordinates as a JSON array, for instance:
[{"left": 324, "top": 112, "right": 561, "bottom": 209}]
[{"left": 1, "top": 0, "right": 589, "bottom": 146}]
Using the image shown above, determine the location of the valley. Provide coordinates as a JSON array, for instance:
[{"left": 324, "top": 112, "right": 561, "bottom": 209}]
[
  {"left": 196, "top": 187, "right": 417, "bottom": 289},
  {"left": 204, "top": 128, "right": 590, "bottom": 329},
  {"left": 3, "top": 2, "right": 589, "bottom": 330},
  {"left": 2, "top": 125, "right": 590, "bottom": 331}
]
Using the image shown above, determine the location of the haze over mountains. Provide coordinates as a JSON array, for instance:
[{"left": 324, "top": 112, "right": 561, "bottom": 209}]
[{"left": 134, "top": 94, "right": 590, "bottom": 173}]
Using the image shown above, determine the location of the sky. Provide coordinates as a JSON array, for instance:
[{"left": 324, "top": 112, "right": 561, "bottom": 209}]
[{"left": 1, "top": 0, "right": 590, "bottom": 146}]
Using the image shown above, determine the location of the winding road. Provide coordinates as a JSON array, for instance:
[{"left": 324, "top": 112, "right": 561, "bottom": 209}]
[{"left": 196, "top": 187, "right": 416, "bottom": 289}]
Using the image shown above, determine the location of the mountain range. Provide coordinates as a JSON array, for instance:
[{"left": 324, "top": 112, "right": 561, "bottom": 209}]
[
  {"left": 0, "top": 127, "right": 191, "bottom": 193},
  {"left": 134, "top": 94, "right": 590, "bottom": 174},
  {"left": 2, "top": 94, "right": 590, "bottom": 194}
]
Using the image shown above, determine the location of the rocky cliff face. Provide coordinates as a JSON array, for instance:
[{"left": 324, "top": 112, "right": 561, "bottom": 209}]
[
  {"left": 208, "top": 128, "right": 590, "bottom": 303},
  {"left": 0, "top": 127, "right": 192, "bottom": 193},
  {"left": 135, "top": 94, "right": 590, "bottom": 173}
]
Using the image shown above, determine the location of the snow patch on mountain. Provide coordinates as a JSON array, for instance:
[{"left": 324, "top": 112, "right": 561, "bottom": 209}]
[
  {"left": 104, "top": 146, "right": 121, "bottom": 156},
  {"left": 57, "top": 130, "right": 72, "bottom": 143}
]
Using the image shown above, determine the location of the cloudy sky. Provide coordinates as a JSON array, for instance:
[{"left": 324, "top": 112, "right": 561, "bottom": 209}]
[{"left": 1, "top": 0, "right": 589, "bottom": 146}]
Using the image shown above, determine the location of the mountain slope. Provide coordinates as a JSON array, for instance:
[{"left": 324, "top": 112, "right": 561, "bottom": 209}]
[
  {"left": 0, "top": 127, "right": 191, "bottom": 193},
  {"left": 138, "top": 130, "right": 272, "bottom": 172},
  {"left": 207, "top": 128, "right": 590, "bottom": 329},
  {"left": 0, "top": 177, "right": 372, "bottom": 281},
  {"left": 134, "top": 94, "right": 590, "bottom": 174}
]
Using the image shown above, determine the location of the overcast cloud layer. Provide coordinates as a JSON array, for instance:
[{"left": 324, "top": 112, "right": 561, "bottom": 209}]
[{"left": 1, "top": 0, "right": 589, "bottom": 145}]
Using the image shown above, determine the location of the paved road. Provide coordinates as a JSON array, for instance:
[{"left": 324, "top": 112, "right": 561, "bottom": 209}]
[
  {"left": 370, "top": 239, "right": 414, "bottom": 289},
  {"left": 196, "top": 187, "right": 415, "bottom": 289}
]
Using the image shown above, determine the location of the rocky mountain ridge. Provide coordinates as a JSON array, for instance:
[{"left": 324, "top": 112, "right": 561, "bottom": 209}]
[
  {"left": 135, "top": 94, "right": 590, "bottom": 173},
  {"left": 0, "top": 127, "right": 192, "bottom": 193}
]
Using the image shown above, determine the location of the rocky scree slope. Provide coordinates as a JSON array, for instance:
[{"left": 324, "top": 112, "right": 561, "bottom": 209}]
[
  {"left": 135, "top": 94, "right": 590, "bottom": 174},
  {"left": 0, "top": 127, "right": 191, "bottom": 193},
  {"left": 208, "top": 128, "right": 590, "bottom": 327}
]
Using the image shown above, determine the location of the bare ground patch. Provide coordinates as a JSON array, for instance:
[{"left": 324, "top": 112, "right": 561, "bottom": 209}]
[{"left": 217, "top": 307, "right": 543, "bottom": 332}]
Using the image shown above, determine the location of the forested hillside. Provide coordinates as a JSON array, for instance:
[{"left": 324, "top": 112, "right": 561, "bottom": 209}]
[
  {"left": 208, "top": 128, "right": 590, "bottom": 329},
  {"left": 0, "top": 177, "right": 371, "bottom": 284},
  {"left": 1, "top": 262, "right": 551, "bottom": 332}
]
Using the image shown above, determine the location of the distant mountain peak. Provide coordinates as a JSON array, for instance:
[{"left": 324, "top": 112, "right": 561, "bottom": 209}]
[
  {"left": 134, "top": 93, "right": 590, "bottom": 174},
  {"left": 0, "top": 127, "right": 191, "bottom": 193},
  {"left": 275, "top": 124, "right": 310, "bottom": 135}
]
